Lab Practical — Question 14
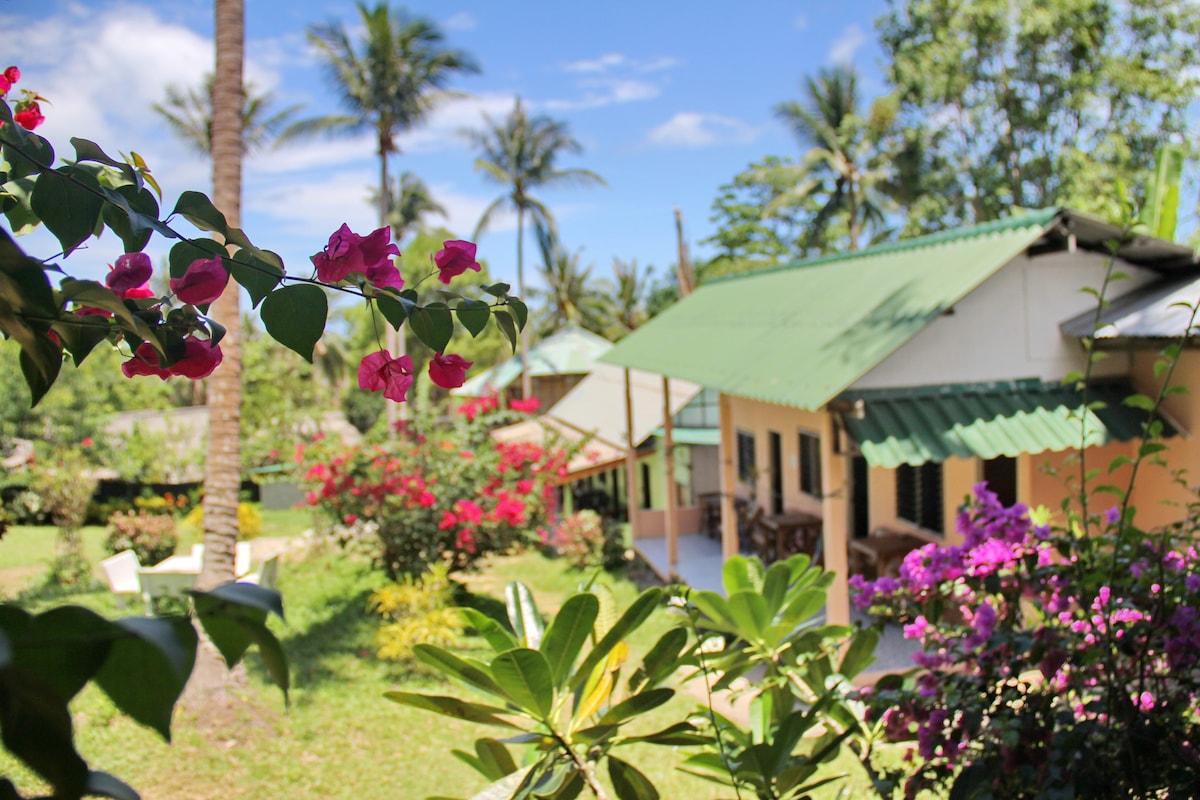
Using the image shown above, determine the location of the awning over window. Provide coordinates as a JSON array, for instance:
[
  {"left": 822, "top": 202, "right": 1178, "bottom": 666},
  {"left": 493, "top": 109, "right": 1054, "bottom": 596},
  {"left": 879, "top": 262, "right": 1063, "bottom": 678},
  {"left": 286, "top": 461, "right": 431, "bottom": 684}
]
[{"left": 840, "top": 381, "right": 1168, "bottom": 468}]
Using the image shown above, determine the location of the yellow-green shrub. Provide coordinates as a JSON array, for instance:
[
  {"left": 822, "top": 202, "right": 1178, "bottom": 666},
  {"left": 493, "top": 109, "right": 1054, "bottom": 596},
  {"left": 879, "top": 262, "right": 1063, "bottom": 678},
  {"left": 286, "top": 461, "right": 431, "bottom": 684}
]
[
  {"left": 182, "top": 502, "right": 263, "bottom": 538},
  {"left": 368, "top": 564, "right": 462, "bottom": 663}
]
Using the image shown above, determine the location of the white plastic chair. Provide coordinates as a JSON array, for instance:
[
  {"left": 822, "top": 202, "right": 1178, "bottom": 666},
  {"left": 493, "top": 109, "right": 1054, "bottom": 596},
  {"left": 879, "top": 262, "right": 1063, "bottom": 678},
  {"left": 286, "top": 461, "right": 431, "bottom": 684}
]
[
  {"left": 242, "top": 552, "right": 279, "bottom": 591},
  {"left": 190, "top": 542, "right": 252, "bottom": 577},
  {"left": 99, "top": 550, "right": 142, "bottom": 607}
]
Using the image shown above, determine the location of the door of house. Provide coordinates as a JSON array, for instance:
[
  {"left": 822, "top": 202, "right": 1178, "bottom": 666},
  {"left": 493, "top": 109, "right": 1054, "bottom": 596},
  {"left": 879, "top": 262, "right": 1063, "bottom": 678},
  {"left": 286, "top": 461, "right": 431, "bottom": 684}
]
[
  {"left": 851, "top": 455, "right": 869, "bottom": 539},
  {"left": 769, "top": 431, "right": 783, "bottom": 515}
]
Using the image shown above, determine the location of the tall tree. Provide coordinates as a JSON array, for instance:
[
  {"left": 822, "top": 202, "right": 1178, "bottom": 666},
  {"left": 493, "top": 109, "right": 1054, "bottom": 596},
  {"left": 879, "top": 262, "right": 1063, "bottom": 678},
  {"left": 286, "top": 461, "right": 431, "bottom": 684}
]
[
  {"left": 152, "top": 74, "right": 302, "bottom": 156},
  {"left": 470, "top": 97, "right": 605, "bottom": 399},
  {"left": 878, "top": 0, "right": 1200, "bottom": 231},
  {"left": 196, "top": 0, "right": 244, "bottom": 594},
  {"left": 703, "top": 156, "right": 807, "bottom": 275},
  {"left": 607, "top": 257, "right": 651, "bottom": 340},
  {"left": 372, "top": 170, "right": 446, "bottom": 243},
  {"left": 292, "top": 1, "right": 477, "bottom": 425},
  {"left": 770, "top": 65, "right": 895, "bottom": 251},
  {"left": 529, "top": 231, "right": 610, "bottom": 337}
]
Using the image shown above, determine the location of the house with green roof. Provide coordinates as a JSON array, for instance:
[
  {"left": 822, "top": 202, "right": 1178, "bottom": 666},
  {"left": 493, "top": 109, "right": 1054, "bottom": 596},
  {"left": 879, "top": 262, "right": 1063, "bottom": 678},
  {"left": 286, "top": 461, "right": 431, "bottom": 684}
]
[{"left": 600, "top": 208, "right": 1198, "bottom": 623}]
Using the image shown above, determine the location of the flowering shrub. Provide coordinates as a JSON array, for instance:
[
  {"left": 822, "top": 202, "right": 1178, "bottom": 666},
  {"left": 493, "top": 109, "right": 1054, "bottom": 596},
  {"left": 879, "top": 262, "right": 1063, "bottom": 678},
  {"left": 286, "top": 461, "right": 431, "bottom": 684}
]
[
  {"left": 855, "top": 483, "right": 1200, "bottom": 798},
  {"left": 298, "top": 399, "right": 568, "bottom": 578},
  {"left": 104, "top": 509, "right": 178, "bottom": 567},
  {"left": 367, "top": 564, "right": 462, "bottom": 665},
  {"left": 550, "top": 510, "right": 625, "bottom": 569}
]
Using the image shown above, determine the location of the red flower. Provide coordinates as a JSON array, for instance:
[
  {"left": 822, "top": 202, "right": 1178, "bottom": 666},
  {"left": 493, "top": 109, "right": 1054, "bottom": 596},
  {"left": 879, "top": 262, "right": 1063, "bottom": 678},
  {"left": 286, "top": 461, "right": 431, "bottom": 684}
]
[
  {"left": 169, "top": 337, "right": 223, "bottom": 379},
  {"left": 123, "top": 283, "right": 156, "bottom": 300},
  {"left": 434, "top": 240, "right": 481, "bottom": 285},
  {"left": 311, "top": 223, "right": 401, "bottom": 287},
  {"left": 358, "top": 350, "right": 414, "bottom": 403},
  {"left": 81, "top": 437, "right": 94, "bottom": 448},
  {"left": 429, "top": 352, "right": 473, "bottom": 389},
  {"left": 121, "top": 342, "right": 171, "bottom": 380},
  {"left": 74, "top": 305, "right": 113, "bottom": 318},
  {"left": 170, "top": 257, "right": 228, "bottom": 305},
  {"left": 4, "top": 66, "right": 19, "bottom": 85},
  {"left": 13, "top": 101, "right": 43, "bottom": 131},
  {"left": 510, "top": 396, "right": 541, "bottom": 413},
  {"left": 0, "top": 77, "right": 9, "bottom": 96},
  {"left": 106, "top": 252, "right": 153, "bottom": 295}
]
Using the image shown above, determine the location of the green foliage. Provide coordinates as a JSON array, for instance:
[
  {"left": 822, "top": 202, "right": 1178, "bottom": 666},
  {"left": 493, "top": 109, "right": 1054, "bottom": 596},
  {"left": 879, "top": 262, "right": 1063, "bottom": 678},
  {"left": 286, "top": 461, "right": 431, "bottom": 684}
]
[
  {"left": 102, "top": 510, "right": 177, "bottom": 567},
  {"left": 368, "top": 564, "right": 463, "bottom": 665},
  {"left": 390, "top": 582, "right": 706, "bottom": 799}
]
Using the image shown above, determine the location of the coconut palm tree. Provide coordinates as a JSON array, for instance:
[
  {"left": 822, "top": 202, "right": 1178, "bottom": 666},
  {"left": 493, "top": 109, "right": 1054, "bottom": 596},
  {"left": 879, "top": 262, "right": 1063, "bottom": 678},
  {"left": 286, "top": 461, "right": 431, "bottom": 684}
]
[
  {"left": 152, "top": 74, "right": 303, "bottom": 156},
  {"left": 470, "top": 98, "right": 605, "bottom": 398},
  {"left": 371, "top": 170, "right": 446, "bottom": 244},
  {"left": 530, "top": 230, "right": 610, "bottom": 337},
  {"left": 608, "top": 257, "right": 650, "bottom": 340},
  {"left": 770, "top": 65, "right": 894, "bottom": 252},
  {"left": 195, "top": 0, "right": 243, "bottom": 593}
]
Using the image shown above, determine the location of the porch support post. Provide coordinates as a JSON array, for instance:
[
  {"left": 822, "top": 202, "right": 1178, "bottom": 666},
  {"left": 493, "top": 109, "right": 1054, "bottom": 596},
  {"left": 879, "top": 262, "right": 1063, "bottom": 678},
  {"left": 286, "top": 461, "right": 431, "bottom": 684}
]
[
  {"left": 663, "top": 376, "right": 678, "bottom": 572},
  {"left": 718, "top": 392, "right": 738, "bottom": 560},
  {"left": 623, "top": 368, "right": 638, "bottom": 540},
  {"left": 820, "top": 410, "right": 851, "bottom": 626}
]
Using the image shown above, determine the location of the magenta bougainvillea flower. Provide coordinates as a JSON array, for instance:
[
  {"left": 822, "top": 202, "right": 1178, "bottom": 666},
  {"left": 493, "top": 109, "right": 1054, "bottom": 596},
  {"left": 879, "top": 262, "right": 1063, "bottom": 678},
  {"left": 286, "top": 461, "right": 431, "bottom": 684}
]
[
  {"left": 170, "top": 257, "right": 228, "bottom": 305},
  {"left": 428, "top": 352, "right": 473, "bottom": 389},
  {"left": 120, "top": 342, "right": 171, "bottom": 380},
  {"left": 169, "top": 337, "right": 223, "bottom": 379},
  {"left": 434, "top": 240, "right": 481, "bottom": 285},
  {"left": 311, "top": 224, "right": 401, "bottom": 288},
  {"left": 358, "top": 350, "right": 414, "bottom": 403},
  {"left": 105, "top": 252, "right": 153, "bottom": 295}
]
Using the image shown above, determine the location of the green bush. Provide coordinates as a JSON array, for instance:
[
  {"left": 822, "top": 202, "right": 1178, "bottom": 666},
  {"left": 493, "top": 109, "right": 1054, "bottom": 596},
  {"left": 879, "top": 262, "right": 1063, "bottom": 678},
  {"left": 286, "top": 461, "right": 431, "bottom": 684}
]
[
  {"left": 550, "top": 510, "right": 626, "bottom": 569},
  {"left": 367, "top": 564, "right": 462, "bottom": 665},
  {"left": 104, "top": 510, "right": 178, "bottom": 567}
]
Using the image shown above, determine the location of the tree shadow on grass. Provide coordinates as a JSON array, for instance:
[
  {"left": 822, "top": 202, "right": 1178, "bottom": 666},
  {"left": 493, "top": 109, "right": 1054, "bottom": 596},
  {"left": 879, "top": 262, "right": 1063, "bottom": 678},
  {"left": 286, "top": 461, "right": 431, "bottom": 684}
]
[{"left": 452, "top": 580, "right": 510, "bottom": 630}]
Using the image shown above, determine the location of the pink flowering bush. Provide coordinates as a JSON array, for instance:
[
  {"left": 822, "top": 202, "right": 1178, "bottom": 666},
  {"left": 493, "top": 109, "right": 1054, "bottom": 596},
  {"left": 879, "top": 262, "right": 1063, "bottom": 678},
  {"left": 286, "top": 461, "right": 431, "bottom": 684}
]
[
  {"left": 298, "top": 398, "right": 569, "bottom": 578},
  {"left": 854, "top": 483, "right": 1200, "bottom": 798}
]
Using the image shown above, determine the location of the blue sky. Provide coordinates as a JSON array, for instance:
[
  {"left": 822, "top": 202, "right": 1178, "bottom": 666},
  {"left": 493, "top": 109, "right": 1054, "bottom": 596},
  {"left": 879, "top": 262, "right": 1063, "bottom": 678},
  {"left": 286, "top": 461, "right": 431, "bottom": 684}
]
[{"left": 1, "top": 0, "right": 889, "bottom": 292}]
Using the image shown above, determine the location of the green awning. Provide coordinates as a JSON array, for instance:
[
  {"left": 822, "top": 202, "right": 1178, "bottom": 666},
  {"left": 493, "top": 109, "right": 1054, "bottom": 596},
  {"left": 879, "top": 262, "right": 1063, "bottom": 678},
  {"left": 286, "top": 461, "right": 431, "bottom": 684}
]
[
  {"left": 841, "top": 381, "right": 1166, "bottom": 468},
  {"left": 650, "top": 427, "right": 720, "bottom": 446},
  {"left": 600, "top": 210, "right": 1061, "bottom": 410},
  {"left": 456, "top": 324, "right": 613, "bottom": 396}
]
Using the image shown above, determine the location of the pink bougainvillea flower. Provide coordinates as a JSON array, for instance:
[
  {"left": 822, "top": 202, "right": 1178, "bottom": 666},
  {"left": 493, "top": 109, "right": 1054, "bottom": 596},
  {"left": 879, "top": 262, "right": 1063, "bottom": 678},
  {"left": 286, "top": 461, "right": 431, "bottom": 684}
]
[
  {"left": 510, "top": 396, "right": 541, "bottom": 414},
  {"left": 357, "top": 226, "right": 400, "bottom": 272},
  {"left": 358, "top": 350, "right": 414, "bottom": 403},
  {"left": 434, "top": 240, "right": 481, "bottom": 285},
  {"left": 121, "top": 342, "right": 171, "bottom": 380},
  {"left": 170, "top": 257, "right": 228, "bottom": 305},
  {"left": 311, "top": 224, "right": 400, "bottom": 286},
  {"left": 428, "top": 352, "right": 473, "bottom": 389},
  {"left": 4, "top": 66, "right": 20, "bottom": 85},
  {"left": 13, "top": 101, "right": 43, "bottom": 131},
  {"left": 169, "top": 337, "right": 223, "bottom": 379},
  {"left": 73, "top": 305, "right": 113, "bottom": 318},
  {"left": 123, "top": 283, "right": 156, "bottom": 300},
  {"left": 0, "top": 76, "right": 9, "bottom": 96},
  {"left": 362, "top": 258, "right": 404, "bottom": 290},
  {"left": 105, "top": 252, "right": 153, "bottom": 295}
]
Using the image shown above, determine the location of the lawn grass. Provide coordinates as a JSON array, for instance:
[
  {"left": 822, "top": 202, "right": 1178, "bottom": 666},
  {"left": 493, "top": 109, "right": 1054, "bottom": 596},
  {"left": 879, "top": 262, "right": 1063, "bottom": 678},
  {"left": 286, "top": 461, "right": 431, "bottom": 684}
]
[{"left": 0, "top": 526, "right": 888, "bottom": 799}]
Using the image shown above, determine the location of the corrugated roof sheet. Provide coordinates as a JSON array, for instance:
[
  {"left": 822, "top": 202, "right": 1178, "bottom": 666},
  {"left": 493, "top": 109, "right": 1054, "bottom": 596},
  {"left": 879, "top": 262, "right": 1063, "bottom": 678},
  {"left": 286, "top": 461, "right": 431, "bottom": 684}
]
[
  {"left": 1060, "top": 274, "right": 1200, "bottom": 341},
  {"left": 841, "top": 380, "right": 1162, "bottom": 467},
  {"left": 600, "top": 209, "right": 1060, "bottom": 410},
  {"left": 456, "top": 325, "right": 614, "bottom": 396}
]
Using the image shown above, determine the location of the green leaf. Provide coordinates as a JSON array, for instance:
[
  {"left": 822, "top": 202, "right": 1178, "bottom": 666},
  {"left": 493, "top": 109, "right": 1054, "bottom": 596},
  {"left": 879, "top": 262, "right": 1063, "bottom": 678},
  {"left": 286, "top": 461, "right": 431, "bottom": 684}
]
[
  {"left": 260, "top": 284, "right": 327, "bottom": 362},
  {"left": 58, "top": 278, "right": 158, "bottom": 344},
  {"left": 456, "top": 299, "right": 490, "bottom": 338},
  {"left": 491, "top": 649, "right": 555, "bottom": 719},
  {"left": 597, "top": 687, "right": 673, "bottom": 725},
  {"left": 19, "top": 335, "right": 62, "bottom": 407},
  {"left": 1139, "top": 144, "right": 1184, "bottom": 241},
  {"left": 721, "top": 555, "right": 762, "bottom": 596},
  {"left": 52, "top": 314, "right": 109, "bottom": 367},
  {"left": 494, "top": 309, "right": 518, "bottom": 353},
  {"left": 71, "top": 138, "right": 127, "bottom": 170},
  {"left": 571, "top": 588, "right": 662, "bottom": 691},
  {"left": 409, "top": 302, "right": 454, "bottom": 354},
  {"left": 170, "top": 190, "right": 228, "bottom": 236},
  {"left": 539, "top": 593, "right": 599, "bottom": 686},
  {"left": 192, "top": 583, "right": 288, "bottom": 700},
  {"left": 631, "top": 627, "right": 688, "bottom": 690},
  {"left": 168, "top": 238, "right": 225, "bottom": 278},
  {"left": 608, "top": 756, "right": 659, "bottom": 800},
  {"left": 94, "top": 616, "right": 197, "bottom": 740},
  {"left": 482, "top": 282, "right": 511, "bottom": 298},
  {"left": 413, "top": 645, "right": 507, "bottom": 698},
  {"left": 473, "top": 738, "right": 518, "bottom": 781},
  {"left": 30, "top": 166, "right": 106, "bottom": 256},
  {"left": 100, "top": 184, "right": 162, "bottom": 253},
  {"left": 725, "top": 591, "right": 769, "bottom": 641},
  {"left": 227, "top": 251, "right": 284, "bottom": 308},
  {"left": 838, "top": 628, "right": 879, "bottom": 680},
  {"left": 2, "top": 132, "right": 54, "bottom": 180},
  {"left": 507, "top": 298, "right": 528, "bottom": 331},
  {"left": 459, "top": 607, "right": 519, "bottom": 653},
  {"left": 622, "top": 722, "right": 709, "bottom": 746},
  {"left": 1122, "top": 393, "right": 1156, "bottom": 411},
  {"left": 3, "top": 176, "right": 40, "bottom": 235},
  {"left": 385, "top": 692, "right": 518, "bottom": 729},
  {"left": 84, "top": 771, "right": 140, "bottom": 800},
  {"left": 0, "top": 668, "right": 88, "bottom": 798},
  {"left": 376, "top": 292, "right": 415, "bottom": 331},
  {"left": 506, "top": 581, "right": 545, "bottom": 649},
  {"left": 0, "top": 606, "right": 111, "bottom": 703}
]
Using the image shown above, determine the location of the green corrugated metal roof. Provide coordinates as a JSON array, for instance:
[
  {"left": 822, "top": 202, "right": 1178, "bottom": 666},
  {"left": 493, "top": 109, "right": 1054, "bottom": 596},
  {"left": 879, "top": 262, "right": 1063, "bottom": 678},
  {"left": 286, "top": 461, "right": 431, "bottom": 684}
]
[
  {"left": 650, "top": 427, "right": 720, "bottom": 446},
  {"left": 456, "top": 325, "right": 613, "bottom": 396},
  {"left": 841, "top": 380, "right": 1162, "bottom": 467},
  {"left": 600, "top": 209, "right": 1061, "bottom": 410}
]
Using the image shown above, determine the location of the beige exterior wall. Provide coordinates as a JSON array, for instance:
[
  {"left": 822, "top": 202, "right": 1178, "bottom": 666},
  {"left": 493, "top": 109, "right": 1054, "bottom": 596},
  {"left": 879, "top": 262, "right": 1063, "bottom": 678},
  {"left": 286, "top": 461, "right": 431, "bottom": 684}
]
[{"left": 726, "top": 396, "right": 826, "bottom": 516}]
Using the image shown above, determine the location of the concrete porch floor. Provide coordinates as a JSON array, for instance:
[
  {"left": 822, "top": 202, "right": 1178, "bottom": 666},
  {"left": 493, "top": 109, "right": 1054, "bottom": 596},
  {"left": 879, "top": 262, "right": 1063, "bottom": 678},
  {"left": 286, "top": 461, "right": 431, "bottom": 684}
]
[{"left": 633, "top": 533, "right": 922, "bottom": 675}]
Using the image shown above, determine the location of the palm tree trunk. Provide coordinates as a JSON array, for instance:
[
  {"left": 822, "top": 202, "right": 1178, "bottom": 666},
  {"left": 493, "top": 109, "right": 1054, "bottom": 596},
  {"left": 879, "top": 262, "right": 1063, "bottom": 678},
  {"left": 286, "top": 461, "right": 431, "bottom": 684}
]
[
  {"left": 517, "top": 204, "right": 531, "bottom": 400},
  {"left": 197, "top": 0, "right": 244, "bottom": 592}
]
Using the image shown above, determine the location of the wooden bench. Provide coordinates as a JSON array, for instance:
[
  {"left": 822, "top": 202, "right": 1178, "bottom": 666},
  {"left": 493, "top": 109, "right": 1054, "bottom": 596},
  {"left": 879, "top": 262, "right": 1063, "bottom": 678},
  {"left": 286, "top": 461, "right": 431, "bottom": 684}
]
[{"left": 849, "top": 528, "right": 931, "bottom": 580}]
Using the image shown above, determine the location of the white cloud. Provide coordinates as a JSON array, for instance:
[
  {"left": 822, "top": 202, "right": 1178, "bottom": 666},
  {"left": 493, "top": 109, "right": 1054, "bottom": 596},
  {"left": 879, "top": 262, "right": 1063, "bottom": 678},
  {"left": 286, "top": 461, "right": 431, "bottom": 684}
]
[
  {"left": 637, "top": 56, "right": 680, "bottom": 73},
  {"left": 563, "top": 53, "right": 626, "bottom": 74},
  {"left": 794, "top": 14, "right": 809, "bottom": 30},
  {"left": 645, "top": 112, "right": 759, "bottom": 148},
  {"left": 829, "top": 24, "right": 867, "bottom": 64},
  {"left": 443, "top": 12, "right": 477, "bottom": 31},
  {"left": 543, "top": 79, "right": 660, "bottom": 111}
]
